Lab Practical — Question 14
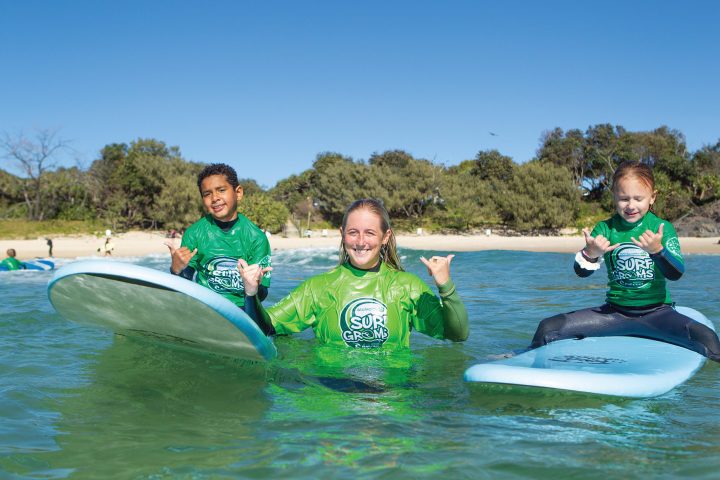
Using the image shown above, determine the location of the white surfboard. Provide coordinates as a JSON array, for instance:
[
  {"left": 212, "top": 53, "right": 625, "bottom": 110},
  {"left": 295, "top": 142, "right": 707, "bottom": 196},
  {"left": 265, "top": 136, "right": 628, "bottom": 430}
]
[
  {"left": 464, "top": 307, "right": 715, "bottom": 398},
  {"left": 48, "top": 260, "right": 277, "bottom": 362}
]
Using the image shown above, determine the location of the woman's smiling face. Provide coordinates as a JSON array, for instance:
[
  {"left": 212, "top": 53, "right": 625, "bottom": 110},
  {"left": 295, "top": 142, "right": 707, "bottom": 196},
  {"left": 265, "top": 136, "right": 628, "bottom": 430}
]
[{"left": 342, "top": 207, "right": 391, "bottom": 269}]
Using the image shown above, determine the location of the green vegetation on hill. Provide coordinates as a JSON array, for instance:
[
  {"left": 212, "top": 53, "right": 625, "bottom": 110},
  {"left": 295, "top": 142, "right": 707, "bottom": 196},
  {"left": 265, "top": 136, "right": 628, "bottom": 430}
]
[{"left": 1, "top": 125, "right": 718, "bottom": 235}]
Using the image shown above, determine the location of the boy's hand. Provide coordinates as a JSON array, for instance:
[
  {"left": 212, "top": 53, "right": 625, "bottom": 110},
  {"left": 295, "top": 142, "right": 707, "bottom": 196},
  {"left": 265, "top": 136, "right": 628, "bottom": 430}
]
[
  {"left": 582, "top": 228, "right": 619, "bottom": 259},
  {"left": 420, "top": 254, "right": 454, "bottom": 287},
  {"left": 238, "top": 259, "right": 273, "bottom": 296},
  {"left": 632, "top": 223, "right": 664, "bottom": 254},
  {"left": 165, "top": 242, "right": 197, "bottom": 274}
]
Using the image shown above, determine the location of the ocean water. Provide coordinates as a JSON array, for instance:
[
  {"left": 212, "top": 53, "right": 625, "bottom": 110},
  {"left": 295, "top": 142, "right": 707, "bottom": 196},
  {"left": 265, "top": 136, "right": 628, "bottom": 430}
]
[{"left": 1, "top": 249, "right": 719, "bottom": 479}]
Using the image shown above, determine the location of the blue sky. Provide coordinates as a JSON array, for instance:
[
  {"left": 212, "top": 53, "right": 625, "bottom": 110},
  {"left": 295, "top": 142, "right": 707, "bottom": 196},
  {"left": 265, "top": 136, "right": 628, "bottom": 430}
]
[{"left": 1, "top": 0, "right": 718, "bottom": 188}]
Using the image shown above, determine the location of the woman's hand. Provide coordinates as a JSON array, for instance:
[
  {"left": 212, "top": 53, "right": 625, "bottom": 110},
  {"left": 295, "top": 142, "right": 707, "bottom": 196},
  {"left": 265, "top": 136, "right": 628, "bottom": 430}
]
[
  {"left": 632, "top": 223, "right": 664, "bottom": 254},
  {"left": 238, "top": 259, "right": 273, "bottom": 296},
  {"left": 420, "top": 254, "right": 455, "bottom": 287},
  {"left": 582, "top": 228, "right": 619, "bottom": 259}
]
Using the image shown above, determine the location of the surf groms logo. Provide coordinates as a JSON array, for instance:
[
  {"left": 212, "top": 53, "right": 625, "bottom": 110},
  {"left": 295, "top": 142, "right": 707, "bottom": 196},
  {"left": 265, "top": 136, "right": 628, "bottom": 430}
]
[
  {"left": 549, "top": 355, "right": 626, "bottom": 365},
  {"left": 204, "top": 256, "right": 244, "bottom": 294},
  {"left": 609, "top": 243, "right": 654, "bottom": 288},
  {"left": 339, "top": 298, "right": 389, "bottom": 348},
  {"left": 665, "top": 237, "right": 681, "bottom": 257}
]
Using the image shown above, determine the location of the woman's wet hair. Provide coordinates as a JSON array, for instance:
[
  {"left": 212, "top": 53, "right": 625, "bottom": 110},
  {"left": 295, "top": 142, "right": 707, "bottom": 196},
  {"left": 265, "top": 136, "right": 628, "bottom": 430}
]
[
  {"left": 339, "top": 198, "right": 403, "bottom": 271},
  {"left": 197, "top": 163, "right": 240, "bottom": 192}
]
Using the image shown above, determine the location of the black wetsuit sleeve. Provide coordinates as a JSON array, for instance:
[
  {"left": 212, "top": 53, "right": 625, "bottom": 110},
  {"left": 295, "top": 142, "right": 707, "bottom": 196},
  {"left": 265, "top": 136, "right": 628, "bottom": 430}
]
[
  {"left": 574, "top": 250, "right": 599, "bottom": 278},
  {"left": 243, "top": 294, "right": 276, "bottom": 336},
  {"left": 650, "top": 248, "right": 684, "bottom": 281},
  {"left": 257, "top": 285, "right": 269, "bottom": 302},
  {"left": 170, "top": 266, "right": 196, "bottom": 281},
  {"left": 574, "top": 261, "right": 595, "bottom": 278}
]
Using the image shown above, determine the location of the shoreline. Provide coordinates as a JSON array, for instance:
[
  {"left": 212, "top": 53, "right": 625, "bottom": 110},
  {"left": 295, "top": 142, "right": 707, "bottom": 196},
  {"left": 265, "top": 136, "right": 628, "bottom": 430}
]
[{"left": 1, "top": 231, "right": 719, "bottom": 260}]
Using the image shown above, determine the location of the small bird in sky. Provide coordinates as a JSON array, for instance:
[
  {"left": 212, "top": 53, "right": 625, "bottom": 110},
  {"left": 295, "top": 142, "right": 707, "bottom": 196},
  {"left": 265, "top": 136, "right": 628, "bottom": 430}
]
[{"left": 489, "top": 131, "right": 498, "bottom": 136}]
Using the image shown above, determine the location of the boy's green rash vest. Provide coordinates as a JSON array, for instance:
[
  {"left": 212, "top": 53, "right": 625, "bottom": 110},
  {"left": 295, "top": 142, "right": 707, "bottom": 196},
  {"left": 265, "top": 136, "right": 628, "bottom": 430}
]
[
  {"left": 592, "top": 211, "right": 683, "bottom": 307},
  {"left": 259, "top": 261, "right": 468, "bottom": 349},
  {"left": 0, "top": 257, "right": 24, "bottom": 271},
  {"left": 180, "top": 214, "right": 271, "bottom": 307}
]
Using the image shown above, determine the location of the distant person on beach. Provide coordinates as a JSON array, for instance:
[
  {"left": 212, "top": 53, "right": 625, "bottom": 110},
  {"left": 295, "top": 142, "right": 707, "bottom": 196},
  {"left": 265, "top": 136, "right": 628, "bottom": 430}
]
[
  {"left": 166, "top": 163, "right": 271, "bottom": 310},
  {"left": 46, "top": 238, "right": 53, "bottom": 257},
  {"left": 530, "top": 161, "right": 720, "bottom": 361},
  {"left": 1, "top": 249, "right": 25, "bottom": 271},
  {"left": 239, "top": 198, "right": 468, "bottom": 348},
  {"left": 98, "top": 237, "right": 114, "bottom": 256}
]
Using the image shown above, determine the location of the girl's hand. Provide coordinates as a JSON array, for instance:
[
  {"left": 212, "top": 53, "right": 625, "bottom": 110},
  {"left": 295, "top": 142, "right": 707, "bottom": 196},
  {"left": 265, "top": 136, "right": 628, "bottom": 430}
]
[
  {"left": 420, "top": 254, "right": 455, "bottom": 286},
  {"left": 632, "top": 223, "right": 664, "bottom": 254},
  {"left": 165, "top": 242, "right": 197, "bottom": 274},
  {"left": 238, "top": 259, "right": 273, "bottom": 296},
  {"left": 582, "top": 228, "right": 619, "bottom": 259}
]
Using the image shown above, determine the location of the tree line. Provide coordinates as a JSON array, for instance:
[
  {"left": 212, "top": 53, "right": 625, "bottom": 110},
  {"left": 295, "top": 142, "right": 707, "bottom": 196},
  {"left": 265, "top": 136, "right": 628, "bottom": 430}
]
[{"left": 1, "top": 125, "right": 718, "bottom": 234}]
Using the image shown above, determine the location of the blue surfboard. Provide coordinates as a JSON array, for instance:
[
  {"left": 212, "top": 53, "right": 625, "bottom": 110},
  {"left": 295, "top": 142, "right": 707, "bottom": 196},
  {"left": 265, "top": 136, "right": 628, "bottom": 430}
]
[
  {"left": 464, "top": 307, "right": 715, "bottom": 397},
  {"left": 0, "top": 259, "right": 54, "bottom": 271},
  {"left": 48, "top": 260, "right": 276, "bottom": 362},
  {"left": 25, "top": 259, "right": 55, "bottom": 270}
]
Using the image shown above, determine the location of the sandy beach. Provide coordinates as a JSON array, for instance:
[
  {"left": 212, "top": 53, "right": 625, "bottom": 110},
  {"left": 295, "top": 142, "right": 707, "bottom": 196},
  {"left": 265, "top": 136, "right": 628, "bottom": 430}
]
[{"left": 1, "top": 230, "right": 719, "bottom": 260}]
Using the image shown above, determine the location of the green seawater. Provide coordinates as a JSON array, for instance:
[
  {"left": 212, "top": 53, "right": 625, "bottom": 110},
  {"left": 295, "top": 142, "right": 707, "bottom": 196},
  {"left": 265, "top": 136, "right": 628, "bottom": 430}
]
[{"left": 1, "top": 249, "right": 719, "bottom": 479}]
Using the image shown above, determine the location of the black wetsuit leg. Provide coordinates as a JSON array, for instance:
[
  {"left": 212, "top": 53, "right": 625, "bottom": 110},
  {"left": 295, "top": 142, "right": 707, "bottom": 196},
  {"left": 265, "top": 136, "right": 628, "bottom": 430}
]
[
  {"left": 530, "top": 304, "right": 720, "bottom": 362},
  {"left": 632, "top": 305, "right": 720, "bottom": 361},
  {"left": 530, "top": 304, "right": 626, "bottom": 348}
]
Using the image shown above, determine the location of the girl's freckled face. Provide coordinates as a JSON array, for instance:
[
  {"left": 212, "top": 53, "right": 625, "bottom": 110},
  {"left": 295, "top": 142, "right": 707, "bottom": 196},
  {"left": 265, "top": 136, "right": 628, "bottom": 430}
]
[{"left": 613, "top": 176, "right": 656, "bottom": 223}]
